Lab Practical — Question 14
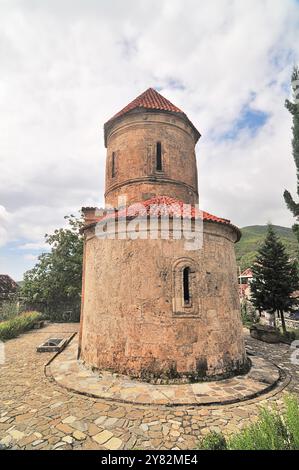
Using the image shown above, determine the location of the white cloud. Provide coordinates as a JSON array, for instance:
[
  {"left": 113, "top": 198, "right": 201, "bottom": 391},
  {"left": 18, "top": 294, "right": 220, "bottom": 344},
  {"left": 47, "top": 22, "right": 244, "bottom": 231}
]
[
  {"left": 0, "top": 205, "right": 11, "bottom": 246},
  {"left": 0, "top": 0, "right": 299, "bottom": 278}
]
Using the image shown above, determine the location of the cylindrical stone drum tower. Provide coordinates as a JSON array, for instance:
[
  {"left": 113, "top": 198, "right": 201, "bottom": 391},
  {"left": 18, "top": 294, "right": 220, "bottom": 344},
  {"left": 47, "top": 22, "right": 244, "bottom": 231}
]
[{"left": 79, "top": 88, "right": 248, "bottom": 381}]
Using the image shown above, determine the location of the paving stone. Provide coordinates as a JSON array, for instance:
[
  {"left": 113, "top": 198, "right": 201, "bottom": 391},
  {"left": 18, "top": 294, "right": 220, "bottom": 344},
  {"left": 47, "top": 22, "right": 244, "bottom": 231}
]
[
  {"left": 94, "top": 416, "right": 107, "bottom": 426},
  {"left": 104, "top": 437, "right": 123, "bottom": 450},
  {"left": 0, "top": 435, "right": 12, "bottom": 446},
  {"left": 62, "top": 435, "right": 73, "bottom": 444},
  {"left": 0, "top": 323, "right": 298, "bottom": 451},
  {"left": 32, "top": 439, "right": 44, "bottom": 446},
  {"left": 140, "top": 423, "right": 148, "bottom": 432},
  {"left": 88, "top": 423, "right": 101, "bottom": 436},
  {"left": 56, "top": 423, "right": 74, "bottom": 434},
  {"left": 73, "top": 430, "right": 86, "bottom": 441},
  {"left": 104, "top": 417, "right": 118, "bottom": 428},
  {"left": 0, "top": 417, "right": 10, "bottom": 423},
  {"left": 70, "top": 420, "right": 88, "bottom": 432},
  {"left": 62, "top": 416, "right": 77, "bottom": 424},
  {"left": 53, "top": 441, "right": 67, "bottom": 449},
  {"left": 8, "top": 429, "right": 25, "bottom": 441},
  {"left": 92, "top": 430, "right": 113, "bottom": 445}
]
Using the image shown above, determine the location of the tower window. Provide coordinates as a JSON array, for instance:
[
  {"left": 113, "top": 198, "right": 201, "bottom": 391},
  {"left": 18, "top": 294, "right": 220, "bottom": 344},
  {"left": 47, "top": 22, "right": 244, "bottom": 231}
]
[
  {"left": 172, "top": 258, "right": 198, "bottom": 316},
  {"left": 156, "top": 142, "right": 162, "bottom": 171},
  {"left": 112, "top": 152, "right": 116, "bottom": 178},
  {"left": 183, "top": 267, "right": 191, "bottom": 305}
]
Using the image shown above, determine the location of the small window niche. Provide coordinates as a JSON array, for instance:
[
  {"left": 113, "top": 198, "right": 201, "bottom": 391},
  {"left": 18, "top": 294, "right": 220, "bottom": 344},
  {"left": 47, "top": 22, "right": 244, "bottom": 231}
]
[
  {"left": 172, "top": 258, "right": 199, "bottom": 317},
  {"left": 183, "top": 267, "right": 191, "bottom": 306},
  {"left": 111, "top": 151, "right": 116, "bottom": 178},
  {"left": 156, "top": 142, "right": 162, "bottom": 171}
]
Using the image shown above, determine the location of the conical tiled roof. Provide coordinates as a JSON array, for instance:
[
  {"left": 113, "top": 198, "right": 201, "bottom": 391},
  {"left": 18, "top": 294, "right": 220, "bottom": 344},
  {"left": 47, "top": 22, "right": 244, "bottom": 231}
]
[
  {"left": 104, "top": 88, "right": 200, "bottom": 144},
  {"left": 107, "top": 88, "right": 184, "bottom": 122}
]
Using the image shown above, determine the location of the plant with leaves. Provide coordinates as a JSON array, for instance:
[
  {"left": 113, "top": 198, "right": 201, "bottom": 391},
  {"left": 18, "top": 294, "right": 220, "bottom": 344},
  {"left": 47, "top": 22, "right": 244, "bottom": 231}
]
[
  {"left": 21, "top": 214, "right": 84, "bottom": 321},
  {"left": 284, "top": 66, "right": 299, "bottom": 240},
  {"left": 250, "top": 224, "right": 298, "bottom": 334},
  {"left": 198, "top": 394, "right": 299, "bottom": 450}
]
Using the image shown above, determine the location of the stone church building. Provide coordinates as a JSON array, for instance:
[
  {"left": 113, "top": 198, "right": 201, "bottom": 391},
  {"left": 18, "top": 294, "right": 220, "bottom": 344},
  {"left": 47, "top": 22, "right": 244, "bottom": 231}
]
[{"left": 79, "top": 88, "right": 248, "bottom": 381}]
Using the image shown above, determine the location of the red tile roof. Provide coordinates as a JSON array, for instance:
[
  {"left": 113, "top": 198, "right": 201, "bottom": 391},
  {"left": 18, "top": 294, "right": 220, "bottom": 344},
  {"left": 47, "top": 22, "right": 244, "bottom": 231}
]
[
  {"left": 83, "top": 196, "right": 240, "bottom": 239},
  {"left": 108, "top": 88, "right": 183, "bottom": 122},
  {"left": 240, "top": 268, "right": 253, "bottom": 278},
  {"left": 104, "top": 88, "right": 201, "bottom": 145}
]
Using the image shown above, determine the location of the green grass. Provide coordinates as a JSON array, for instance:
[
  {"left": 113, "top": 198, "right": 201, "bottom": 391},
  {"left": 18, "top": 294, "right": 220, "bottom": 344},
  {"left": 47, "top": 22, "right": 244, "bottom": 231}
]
[
  {"left": 198, "top": 394, "right": 299, "bottom": 450},
  {"left": 235, "top": 225, "right": 297, "bottom": 270},
  {"left": 0, "top": 311, "right": 42, "bottom": 341}
]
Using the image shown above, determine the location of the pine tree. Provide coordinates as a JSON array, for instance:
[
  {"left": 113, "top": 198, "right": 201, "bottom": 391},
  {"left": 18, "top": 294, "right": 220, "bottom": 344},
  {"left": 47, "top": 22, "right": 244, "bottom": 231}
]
[
  {"left": 251, "top": 225, "right": 298, "bottom": 334},
  {"left": 284, "top": 66, "right": 299, "bottom": 240}
]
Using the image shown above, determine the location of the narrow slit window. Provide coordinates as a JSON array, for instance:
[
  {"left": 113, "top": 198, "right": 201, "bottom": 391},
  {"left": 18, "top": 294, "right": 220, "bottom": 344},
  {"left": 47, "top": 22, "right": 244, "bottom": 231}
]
[
  {"left": 183, "top": 267, "right": 191, "bottom": 305},
  {"left": 112, "top": 152, "right": 116, "bottom": 177},
  {"left": 156, "top": 142, "right": 162, "bottom": 171}
]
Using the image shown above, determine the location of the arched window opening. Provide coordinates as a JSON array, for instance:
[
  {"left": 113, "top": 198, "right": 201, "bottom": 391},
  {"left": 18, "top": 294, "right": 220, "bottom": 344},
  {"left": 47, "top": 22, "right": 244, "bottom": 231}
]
[
  {"left": 183, "top": 267, "right": 191, "bottom": 305},
  {"left": 156, "top": 142, "right": 162, "bottom": 171},
  {"left": 112, "top": 152, "right": 116, "bottom": 178}
]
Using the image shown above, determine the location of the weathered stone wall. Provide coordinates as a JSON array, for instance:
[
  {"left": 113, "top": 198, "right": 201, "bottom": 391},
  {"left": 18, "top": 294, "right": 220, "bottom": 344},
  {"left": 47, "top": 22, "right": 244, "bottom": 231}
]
[
  {"left": 79, "top": 220, "right": 247, "bottom": 380},
  {"left": 104, "top": 111, "right": 199, "bottom": 207}
]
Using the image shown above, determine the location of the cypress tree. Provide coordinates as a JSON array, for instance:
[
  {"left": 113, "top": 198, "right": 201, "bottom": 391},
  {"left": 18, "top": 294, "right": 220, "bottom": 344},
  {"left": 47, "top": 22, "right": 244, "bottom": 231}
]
[
  {"left": 284, "top": 66, "right": 299, "bottom": 240},
  {"left": 251, "top": 224, "right": 298, "bottom": 334}
]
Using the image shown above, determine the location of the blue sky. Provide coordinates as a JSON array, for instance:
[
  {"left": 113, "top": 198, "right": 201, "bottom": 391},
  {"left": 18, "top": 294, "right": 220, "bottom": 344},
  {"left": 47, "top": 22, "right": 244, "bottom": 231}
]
[{"left": 0, "top": 0, "right": 299, "bottom": 280}]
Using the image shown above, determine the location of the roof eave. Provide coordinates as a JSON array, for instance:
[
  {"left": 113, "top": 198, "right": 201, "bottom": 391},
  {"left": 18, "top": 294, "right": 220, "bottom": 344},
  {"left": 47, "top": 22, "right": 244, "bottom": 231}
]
[{"left": 104, "top": 108, "right": 201, "bottom": 147}]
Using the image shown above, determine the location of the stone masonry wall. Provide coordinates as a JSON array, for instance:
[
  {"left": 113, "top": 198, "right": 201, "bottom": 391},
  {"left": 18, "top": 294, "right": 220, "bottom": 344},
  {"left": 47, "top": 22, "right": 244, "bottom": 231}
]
[
  {"left": 104, "top": 111, "right": 199, "bottom": 207},
  {"left": 80, "top": 220, "right": 247, "bottom": 380}
]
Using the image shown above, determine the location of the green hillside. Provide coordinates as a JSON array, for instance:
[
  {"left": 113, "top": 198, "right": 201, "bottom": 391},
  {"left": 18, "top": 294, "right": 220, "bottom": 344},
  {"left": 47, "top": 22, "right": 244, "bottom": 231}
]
[{"left": 235, "top": 225, "right": 298, "bottom": 271}]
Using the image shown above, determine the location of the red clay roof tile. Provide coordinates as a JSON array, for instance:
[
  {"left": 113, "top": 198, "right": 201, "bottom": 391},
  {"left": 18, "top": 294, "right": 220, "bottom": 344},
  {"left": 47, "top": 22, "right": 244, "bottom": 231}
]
[
  {"left": 107, "top": 88, "right": 184, "bottom": 123},
  {"left": 84, "top": 196, "right": 240, "bottom": 239},
  {"left": 104, "top": 88, "right": 201, "bottom": 145}
]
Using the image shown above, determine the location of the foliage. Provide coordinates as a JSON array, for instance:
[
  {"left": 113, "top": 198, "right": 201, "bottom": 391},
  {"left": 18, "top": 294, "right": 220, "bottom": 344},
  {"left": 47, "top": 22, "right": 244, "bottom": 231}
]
[
  {"left": 198, "top": 431, "right": 227, "bottom": 450},
  {"left": 198, "top": 394, "right": 299, "bottom": 450},
  {"left": 0, "top": 311, "right": 42, "bottom": 341},
  {"left": 229, "top": 407, "right": 288, "bottom": 450},
  {"left": 0, "top": 297, "right": 20, "bottom": 321},
  {"left": 235, "top": 225, "right": 297, "bottom": 271},
  {"left": 21, "top": 214, "right": 84, "bottom": 322},
  {"left": 281, "top": 327, "right": 299, "bottom": 340},
  {"left": 250, "top": 224, "right": 299, "bottom": 334},
  {"left": 284, "top": 66, "right": 299, "bottom": 242},
  {"left": 240, "top": 301, "right": 256, "bottom": 327}
]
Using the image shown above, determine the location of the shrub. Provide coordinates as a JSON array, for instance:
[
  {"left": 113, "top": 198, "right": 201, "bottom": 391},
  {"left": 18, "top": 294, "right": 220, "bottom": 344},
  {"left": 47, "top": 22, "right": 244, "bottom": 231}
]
[
  {"left": 197, "top": 394, "right": 299, "bottom": 450},
  {"left": 0, "top": 299, "right": 20, "bottom": 321},
  {"left": 240, "top": 301, "right": 256, "bottom": 327},
  {"left": 228, "top": 407, "right": 288, "bottom": 450},
  {"left": 198, "top": 431, "right": 227, "bottom": 450},
  {"left": 283, "top": 394, "right": 299, "bottom": 449},
  {"left": 0, "top": 311, "right": 42, "bottom": 341}
]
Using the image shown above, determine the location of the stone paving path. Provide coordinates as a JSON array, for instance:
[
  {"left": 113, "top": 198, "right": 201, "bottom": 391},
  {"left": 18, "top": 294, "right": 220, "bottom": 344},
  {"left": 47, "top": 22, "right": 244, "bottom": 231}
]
[
  {"left": 49, "top": 340, "right": 281, "bottom": 406},
  {"left": 0, "top": 323, "right": 298, "bottom": 450}
]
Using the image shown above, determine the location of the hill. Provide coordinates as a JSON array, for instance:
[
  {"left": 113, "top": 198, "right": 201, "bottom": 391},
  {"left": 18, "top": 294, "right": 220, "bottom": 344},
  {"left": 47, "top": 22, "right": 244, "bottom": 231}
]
[{"left": 235, "top": 225, "right": 298, "bottom": 271}]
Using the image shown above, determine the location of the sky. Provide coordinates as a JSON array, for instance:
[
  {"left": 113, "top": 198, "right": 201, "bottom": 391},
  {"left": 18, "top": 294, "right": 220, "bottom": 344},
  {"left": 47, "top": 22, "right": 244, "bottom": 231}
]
[{"left": 0, "top": 0, "right": 299, "bottom": 280}]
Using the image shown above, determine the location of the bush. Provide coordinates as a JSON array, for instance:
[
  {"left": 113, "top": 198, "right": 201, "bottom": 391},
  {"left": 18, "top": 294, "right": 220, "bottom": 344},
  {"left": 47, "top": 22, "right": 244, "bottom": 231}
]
[
  {"left": 198, "top": 394, "right": 299, "bottom": 450},
  {"left": 198, "top": 431, "right": 227, "bottom": 450},
  {"left": 228, "top": 407, "right": 288, "bottom": 450},
  {"left": 0, "top": 311, "right": 42, "bottom": 341},
  {"left": 0, "top": 298, "right": 20, "bottom": 321},
  {"left": 43, "top": 304, "right": 81, "bottom": 323},
  {"left": 240, "top": 301, "right": 256, "bottom": 327}
]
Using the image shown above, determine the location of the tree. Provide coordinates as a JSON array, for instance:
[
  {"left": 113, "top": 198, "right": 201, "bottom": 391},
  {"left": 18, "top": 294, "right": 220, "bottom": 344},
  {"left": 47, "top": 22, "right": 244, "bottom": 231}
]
[
  {"left": 21, "top": 214, "right": 84, "bottom": 321},
  {"left": 284, "top": 66, "right": 299, "bottom": 241},
  {"left": 250, "top": 224, "right": 298, "bottom": 334}
]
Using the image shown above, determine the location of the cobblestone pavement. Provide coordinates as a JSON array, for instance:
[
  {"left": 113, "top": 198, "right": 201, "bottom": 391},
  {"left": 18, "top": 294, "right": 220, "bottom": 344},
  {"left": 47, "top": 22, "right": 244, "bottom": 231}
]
[
  {"left": 49, "top": 341, "right": 280, "bottom": 406},
  {"left": 0, "top": 323, "right": 298, "bottom": 450}
]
